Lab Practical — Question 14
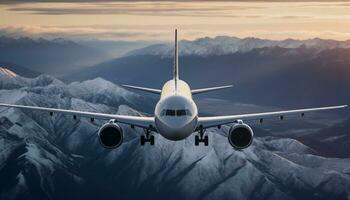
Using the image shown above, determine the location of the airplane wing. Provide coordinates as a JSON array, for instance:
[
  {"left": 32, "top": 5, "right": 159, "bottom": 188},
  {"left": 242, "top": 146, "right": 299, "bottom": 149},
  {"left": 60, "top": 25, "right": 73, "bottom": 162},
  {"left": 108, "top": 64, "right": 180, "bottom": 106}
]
[
  {"left": 0, "top": 103, "right": 155, "bottom": 129},
  {"left": 122, "top": 84, "right": 161, "bottom": 94},
  {"left": 197, "top": 105, "right": 348, "bottom": 129},
  {"left": 191, "top": 85, "right": 233, "bottom": 95}
]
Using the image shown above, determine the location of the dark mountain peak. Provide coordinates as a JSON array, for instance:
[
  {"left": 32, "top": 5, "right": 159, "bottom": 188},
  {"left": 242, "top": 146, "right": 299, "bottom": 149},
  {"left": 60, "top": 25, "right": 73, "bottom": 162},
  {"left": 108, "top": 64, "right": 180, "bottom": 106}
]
[
  {"left": 241, "top": 36, "right": 262, "bottom": 41},
  {"left": 195, "top": 36, "right": 211, "bottom": 42},
  {"left": 214, "top": 35, "right": 240, "bottom": 40},
  {"left": 282, "top": 38, "right": 299, "bottom": 42},
  {"left": 32, "top": 74, "right": 63, "bottom": 87}
]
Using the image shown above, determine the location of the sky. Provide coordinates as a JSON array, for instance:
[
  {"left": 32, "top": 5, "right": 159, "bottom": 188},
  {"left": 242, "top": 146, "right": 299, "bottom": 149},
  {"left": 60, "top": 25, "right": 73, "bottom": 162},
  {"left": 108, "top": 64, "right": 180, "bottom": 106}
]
[{"left": 1, "top": 0, "right": 350, "bottom": 41}]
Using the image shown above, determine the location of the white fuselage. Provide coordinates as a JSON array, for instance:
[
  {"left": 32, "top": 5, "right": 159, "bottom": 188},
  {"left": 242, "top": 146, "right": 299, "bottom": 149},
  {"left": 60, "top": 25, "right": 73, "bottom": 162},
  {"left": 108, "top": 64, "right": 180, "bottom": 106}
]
[{"left": 154, "top": 79, "right": 198, "bottom": 140}]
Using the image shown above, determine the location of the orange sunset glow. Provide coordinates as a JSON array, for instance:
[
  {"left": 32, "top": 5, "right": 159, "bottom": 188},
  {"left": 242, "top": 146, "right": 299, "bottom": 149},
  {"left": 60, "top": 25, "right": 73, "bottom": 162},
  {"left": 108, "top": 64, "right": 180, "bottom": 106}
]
[{"left": 1, "top": 1, "right": 350, "bottom": 41}]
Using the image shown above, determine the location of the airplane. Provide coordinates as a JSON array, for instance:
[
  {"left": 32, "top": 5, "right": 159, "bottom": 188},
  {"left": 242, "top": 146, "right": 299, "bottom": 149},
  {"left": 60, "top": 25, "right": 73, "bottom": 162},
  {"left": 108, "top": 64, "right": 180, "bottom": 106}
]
[{"left": 0, "top": 29, "right": 348, "bottom": 149}]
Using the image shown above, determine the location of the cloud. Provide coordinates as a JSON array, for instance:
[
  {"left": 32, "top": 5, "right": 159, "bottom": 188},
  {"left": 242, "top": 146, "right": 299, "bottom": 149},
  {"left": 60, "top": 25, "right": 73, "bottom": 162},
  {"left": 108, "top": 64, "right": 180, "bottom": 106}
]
[
  {"left": 5, "top": 2, "right": 261, "bottom": 18},
  {"left": 279, "top": 15, "right": 313, "bottom": 19},
  {"left": 2, "top": 0, "right": 350, "bottom": 3},
  {"left": 2, "top": 25, "right": 350, "bottom": 42},
  {"left": 0, "top": 25, "right": 172, "bottom": 41},
  {"left": 2, "top": 1, "right": 350, "bottom": 41}
]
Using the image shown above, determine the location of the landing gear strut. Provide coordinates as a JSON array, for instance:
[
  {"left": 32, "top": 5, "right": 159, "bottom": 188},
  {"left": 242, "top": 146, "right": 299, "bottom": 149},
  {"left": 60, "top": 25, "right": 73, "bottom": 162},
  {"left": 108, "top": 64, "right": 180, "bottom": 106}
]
[
  {"left": 195, "top": 126, "right": 208, "bottom": 146},
  {"left": 140, "top": 129, "right": 154, "bottom": 146}
]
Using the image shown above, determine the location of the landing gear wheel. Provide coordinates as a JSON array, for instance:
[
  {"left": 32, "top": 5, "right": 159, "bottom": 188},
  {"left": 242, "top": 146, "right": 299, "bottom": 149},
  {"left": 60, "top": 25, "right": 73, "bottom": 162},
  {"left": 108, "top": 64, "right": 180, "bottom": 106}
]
[
  {"left": 195, "top": 135, "right": 200, "bottom": 146},
  {"left": 204, "top": 135, "right": 209, "bottom": 146},
  {"left": 150, "top": 135, "right": 155, "bottom": 145},
  {"left": 140, "top": 135, "right": 146, "bottom": 145},
  {"left": 140, "top": 130, "right": 155, "bottom": 146},
  {"left": 194, "top": 126, "right": 209, "bottom": 146}
]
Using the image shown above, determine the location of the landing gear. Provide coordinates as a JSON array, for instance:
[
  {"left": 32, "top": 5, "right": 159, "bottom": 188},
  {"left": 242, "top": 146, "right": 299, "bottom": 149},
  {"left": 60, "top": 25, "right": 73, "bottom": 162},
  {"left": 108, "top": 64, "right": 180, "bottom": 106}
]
[
  {"left": 140, "top": 129, "right": 155, "bottom": 146},
  {"left": 195, "top": 126, "right": 209, "bottom": 146}
]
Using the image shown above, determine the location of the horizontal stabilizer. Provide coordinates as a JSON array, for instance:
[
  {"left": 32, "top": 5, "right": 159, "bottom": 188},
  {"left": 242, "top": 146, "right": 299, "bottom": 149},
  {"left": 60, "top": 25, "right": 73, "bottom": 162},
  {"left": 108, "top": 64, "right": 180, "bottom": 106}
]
[
  {"left": 191, "top": 85, "right": 233, "bottom": 95},
  {"left": 122, "top": 84, "right": 161, "bottom": 94}
]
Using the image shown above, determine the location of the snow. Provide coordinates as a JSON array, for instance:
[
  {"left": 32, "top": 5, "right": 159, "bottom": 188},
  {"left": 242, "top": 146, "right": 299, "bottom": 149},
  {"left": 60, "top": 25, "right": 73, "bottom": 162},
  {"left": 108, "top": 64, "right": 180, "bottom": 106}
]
[
  {"left": 0, "top": 72, "right": 350, "bottom": 200},
  {"left": 127, "top": 36, "right": 350, "bottom": 57}
]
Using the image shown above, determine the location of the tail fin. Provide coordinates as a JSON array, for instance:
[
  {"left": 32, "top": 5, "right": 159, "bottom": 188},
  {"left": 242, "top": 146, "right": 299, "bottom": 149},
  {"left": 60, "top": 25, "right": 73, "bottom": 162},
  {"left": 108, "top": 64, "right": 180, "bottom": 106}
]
[{"left": 174, "top": 29, "right": 179, "bottom": 91}]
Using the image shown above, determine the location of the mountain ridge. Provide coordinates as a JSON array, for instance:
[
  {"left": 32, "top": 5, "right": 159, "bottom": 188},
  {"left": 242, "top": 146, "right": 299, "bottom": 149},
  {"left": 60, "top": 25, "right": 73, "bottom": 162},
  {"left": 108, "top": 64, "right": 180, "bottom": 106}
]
[{"left": 127, "top": 36, "right": 350, "bottom": 57}]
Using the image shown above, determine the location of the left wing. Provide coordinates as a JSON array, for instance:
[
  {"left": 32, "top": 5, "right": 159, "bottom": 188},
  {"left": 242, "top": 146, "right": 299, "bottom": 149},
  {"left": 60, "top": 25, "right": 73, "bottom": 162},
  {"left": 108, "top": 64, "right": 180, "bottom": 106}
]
[
  {"left": 198, "top": 105, "right": 348, "bottom": 129},
  {"left": 0, "top": 103, "right": 154, "bottom": 129},
  {"left": 122, "top": 85, "right": 161, "bottom": 94}
]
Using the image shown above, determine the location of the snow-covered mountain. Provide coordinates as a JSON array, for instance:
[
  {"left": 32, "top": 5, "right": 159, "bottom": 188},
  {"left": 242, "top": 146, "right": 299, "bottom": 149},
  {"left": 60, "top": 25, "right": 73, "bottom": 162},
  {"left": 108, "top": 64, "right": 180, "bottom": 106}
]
[
  {"left": 127, "top": 36, "right": 350, "bottom": 57},
  {"left": 0, "top": 73, "right": 350, "bottom": 200}
]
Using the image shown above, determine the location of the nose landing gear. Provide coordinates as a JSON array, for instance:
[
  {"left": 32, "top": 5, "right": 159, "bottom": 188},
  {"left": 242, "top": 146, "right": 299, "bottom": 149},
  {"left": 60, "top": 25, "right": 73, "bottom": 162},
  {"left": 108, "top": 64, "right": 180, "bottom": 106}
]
[
  {"left": 195, "top": 126, "right": 208, "bottom": 146},
  {"left": 140, "top": 129, "right": 155, "bottom": 146}
]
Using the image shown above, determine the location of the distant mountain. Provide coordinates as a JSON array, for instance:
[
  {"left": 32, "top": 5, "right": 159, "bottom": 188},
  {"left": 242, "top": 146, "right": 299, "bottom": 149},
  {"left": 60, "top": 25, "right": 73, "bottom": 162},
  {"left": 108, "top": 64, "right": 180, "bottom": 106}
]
[
  {"left": 127, "top": 36, "right": 350, "bottom": 57},
  {"left": 64, "top": 46, "right": 350, "bottom": 110},
  {"left": 0, "top": 62, "right": 40, "bottom": 78},
  {"left": 1, "top": 72, "right": 350, "bottom": 200},
  {"left": 297, "top": 118, "right": 350, "bottom": 158},
  {"left": 77, "top": 40, "right": 156, "bottom": 58},
  {"left": 0, "top": 36, "right": 109, "bottom": 75}
]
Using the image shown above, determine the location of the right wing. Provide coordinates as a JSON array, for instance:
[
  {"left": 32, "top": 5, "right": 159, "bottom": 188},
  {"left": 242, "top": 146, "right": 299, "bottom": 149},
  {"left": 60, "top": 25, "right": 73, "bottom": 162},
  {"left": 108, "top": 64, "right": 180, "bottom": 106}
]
[
  {"left": 191, "top": 85, "right": 233, "bottom": 95},
  {"left": 198, "top": 105, "right": 348, "bottom": 129},
  {"left": 0, "top": 103, "right": 155, "bottom": 129},
  {"left": 122, "top": 84, "right": 161, "bottom": 94}
]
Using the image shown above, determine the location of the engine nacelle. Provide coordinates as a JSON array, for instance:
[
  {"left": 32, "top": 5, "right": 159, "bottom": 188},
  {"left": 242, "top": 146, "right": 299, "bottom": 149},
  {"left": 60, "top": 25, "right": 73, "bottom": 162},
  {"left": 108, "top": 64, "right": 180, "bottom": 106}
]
[
  {"left": 228, "top": 122, "right": 254, "bottom": 149},
  {"left": 98, "top": 122, "right": 123, "bottom": 149}
]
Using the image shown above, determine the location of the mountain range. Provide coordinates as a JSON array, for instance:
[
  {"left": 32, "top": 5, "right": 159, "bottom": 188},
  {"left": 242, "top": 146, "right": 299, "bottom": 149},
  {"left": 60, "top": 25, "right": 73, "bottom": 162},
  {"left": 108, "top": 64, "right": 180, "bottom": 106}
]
[
  {"left": 0, "top": 36, "right": 110, "bottom": 75},
  {"left": 0, "top": 69, "right": 350, "bottom": 200},
  {"left": 0, "top": 36, "right": 156, "bottom": 75},
  {"left": 64, "top": 45, "right": 350, "bottom": 110},
  {"left": 127, "top": 36, "right": 350, "bottom": 57}
]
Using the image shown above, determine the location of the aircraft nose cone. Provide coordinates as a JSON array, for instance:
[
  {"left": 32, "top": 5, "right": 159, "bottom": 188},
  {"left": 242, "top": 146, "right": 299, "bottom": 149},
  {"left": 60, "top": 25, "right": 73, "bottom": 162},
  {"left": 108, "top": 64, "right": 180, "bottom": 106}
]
[
  {"left": 155, "top": 116, "right": 197, "bottom": 141},
  {"left": 164, "top": 118, "right": 188, "bottom": 128}
]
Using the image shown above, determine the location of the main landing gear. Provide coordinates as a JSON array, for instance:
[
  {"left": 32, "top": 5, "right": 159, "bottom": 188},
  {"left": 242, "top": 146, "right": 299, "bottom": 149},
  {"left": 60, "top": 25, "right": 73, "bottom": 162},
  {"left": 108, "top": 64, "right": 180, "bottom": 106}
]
[
  {"left": 140, "top": 129, "right": 154, "bottom": 146},
  {"left": 195, "top": 126, "right": 208, "bottom": 146}
]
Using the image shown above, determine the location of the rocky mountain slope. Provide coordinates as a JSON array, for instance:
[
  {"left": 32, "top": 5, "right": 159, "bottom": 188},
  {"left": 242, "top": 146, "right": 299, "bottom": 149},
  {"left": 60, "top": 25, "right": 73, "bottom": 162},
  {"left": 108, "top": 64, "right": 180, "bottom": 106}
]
[
  {"left": 1, "top": 71, "right": 350, "bottom": 200},
  {"left": 296, "top": 118, "right": 350, "bottom": 158}
]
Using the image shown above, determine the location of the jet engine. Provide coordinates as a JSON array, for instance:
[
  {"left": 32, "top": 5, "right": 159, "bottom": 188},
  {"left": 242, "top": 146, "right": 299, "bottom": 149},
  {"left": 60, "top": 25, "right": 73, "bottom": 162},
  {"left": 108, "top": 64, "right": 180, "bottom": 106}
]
[
  {"left": 98, "top": 121, "right": 123, "bottom": 148},
  {"left": 228, "top": 121, "right": 254, "bottom": 149}
]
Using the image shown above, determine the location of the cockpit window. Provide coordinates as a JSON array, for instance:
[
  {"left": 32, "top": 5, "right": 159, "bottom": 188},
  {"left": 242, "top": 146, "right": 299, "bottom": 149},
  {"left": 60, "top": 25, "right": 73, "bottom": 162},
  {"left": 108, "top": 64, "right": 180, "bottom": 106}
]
[
  {"left": 176, "top": 109, "right": 186, "bottom": 116},
  {"left": 162, "top": 109, "right": 191, "bottom": 116},
  {"left": 165, "top": 109, "right": 176, "bottom": 116}
]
